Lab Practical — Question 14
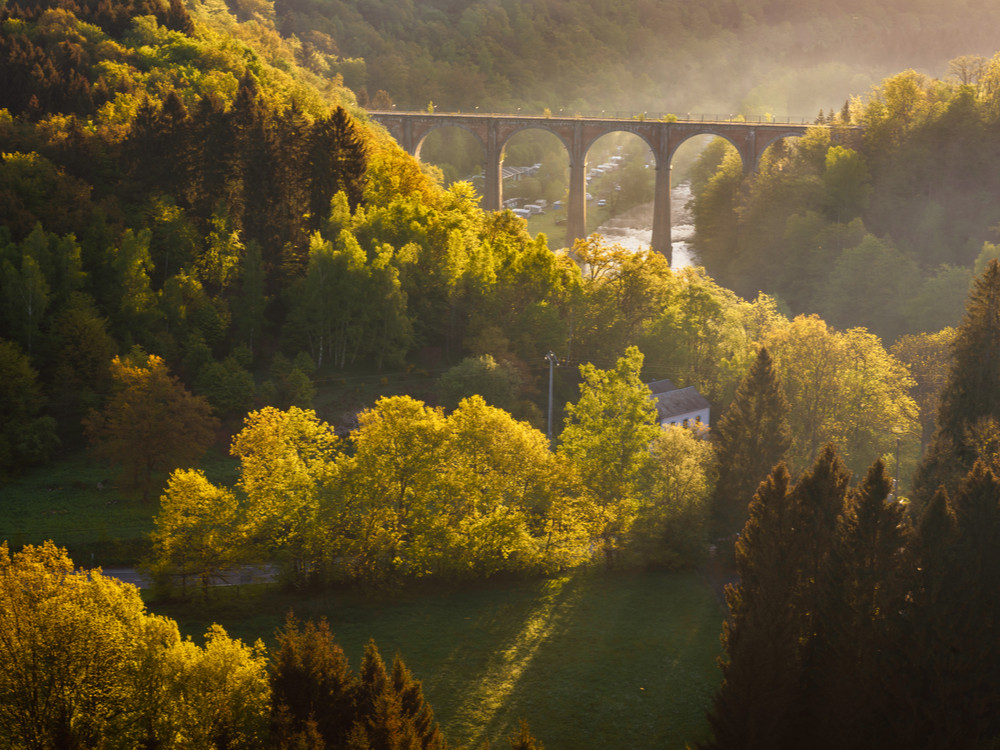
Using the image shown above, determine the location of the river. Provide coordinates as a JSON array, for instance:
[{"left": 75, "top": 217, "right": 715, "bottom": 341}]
[{"left": 594, "top": 181, "right": 697, "bottom": 268}]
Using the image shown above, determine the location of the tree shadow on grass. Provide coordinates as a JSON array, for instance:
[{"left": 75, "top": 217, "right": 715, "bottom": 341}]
[{"left": 427, "top": 568, "right": 722, "bottom": 749}]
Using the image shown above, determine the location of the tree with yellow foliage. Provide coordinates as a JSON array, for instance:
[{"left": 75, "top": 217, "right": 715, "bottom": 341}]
[
  {"left": 232, "top": 406, "right": 339, "bottom": 584},
  {"left": 0, "top": 542, "right": 270, "bottom": 749},
  {"left": 151, "top": 469, "right": 245, "bottom": 596}
]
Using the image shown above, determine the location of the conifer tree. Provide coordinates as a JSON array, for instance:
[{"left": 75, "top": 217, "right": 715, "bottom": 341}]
[
  {"left": 710, "top": 346, "right": 792, "bottom": 538},
  {"left": 808, "top": 460, "right": 912, "bottom": 749},
  {"left": 391, "top": 656, "right": 444, "bottom": 750},
  {"left": 270, "top": 615, "right": 357, "bottom": 749},
  {"left": 702, "top": 463, "right": 804, "bottom": 750},
  {"left": 909, "top": 462, "right": 1000, "bottom": 748},
  {"left": 189, "top": 93, "right": 232, "bottom": 227},
  {"left": 914, "top": 259, "right": 1000, "bottom": 503},
  {"left": 351, "top": 641, "right": 439, "bottom": 750},
  {"left": 888, "top": 486, "right": 953, "bottom": 749},
  {"left": 309, "top": 107, "right": 369, "bottom": 220},
  {"left": 788, "top": 445, "right": 851, "bottom": 612},
  {"left": 508, "top": 720, "right": 544, "bottom": 750},
  {"left": 702, "top": 447, "right": 850, "bottom": 750}
]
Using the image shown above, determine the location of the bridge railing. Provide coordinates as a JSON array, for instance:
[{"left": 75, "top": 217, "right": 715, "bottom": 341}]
[{"left": 368, "top": 108, "right": 819, "bottom": 125}]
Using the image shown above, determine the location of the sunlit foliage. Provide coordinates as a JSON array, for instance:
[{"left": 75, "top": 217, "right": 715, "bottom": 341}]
[{"left": 0, "top": 541, "right": 270, "bottom": 749}]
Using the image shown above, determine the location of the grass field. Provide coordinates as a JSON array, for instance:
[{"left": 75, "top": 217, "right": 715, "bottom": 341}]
[
  {"left": 0, "top": 448, "right": 240, "bottom": 566},
  {"left": 154, "top": 568, "right": 725, "bottom": 750}
]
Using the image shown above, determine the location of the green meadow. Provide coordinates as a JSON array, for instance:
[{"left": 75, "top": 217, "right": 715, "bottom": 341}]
[
  {"left": 0, "top": 449, "right": 240, "bottom": 566},
  {"left": 158, "top": 569, "right": 724, "bottom": 750}
]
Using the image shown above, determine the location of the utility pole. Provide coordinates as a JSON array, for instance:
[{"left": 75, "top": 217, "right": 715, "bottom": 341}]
[
  {"left": 891, "top": 425, "right": 905, "bottom": 501},
  {"left": 545, "top": 351, "right": 559, "bottom": 443},
  {"left": 894, "top": 432, "right": 901, "bottom": 501}
]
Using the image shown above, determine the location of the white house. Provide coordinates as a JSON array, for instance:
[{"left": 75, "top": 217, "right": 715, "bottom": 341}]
[{"left": 647, "top": 378, "right": 710, "bottom": 428}]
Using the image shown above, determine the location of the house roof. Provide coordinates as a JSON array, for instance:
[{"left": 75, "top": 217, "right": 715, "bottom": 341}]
[
  {"left": 647, "top": 378, "right": 677, "bottom": 395},
  {"left": 653, "top": 386, "right": 711, "bottom": 420}
]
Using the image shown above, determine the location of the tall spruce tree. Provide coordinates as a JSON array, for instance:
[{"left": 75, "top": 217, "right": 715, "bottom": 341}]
[
  {"left": 702, "top": 463, "right": 805, "bottom": 750},
  {"left": 390, "top": 657, "right": 443, "bottom": 750},
  {"left": 308, "top": 107, "right": 369, "bottom": 222},
  {"left": 908, "top": 462, "right": 1000, "bottom": 748},
  {"left": 702, "top": 446, "right": 850, "bottom": 750},
  {"left": 350, "top": 641, "right": 443, "bottom": 750},
  {"left": 710, "top": 346, "right": 792, "bottom": 539},
  {"left": 270, "top": 615, "right": 357, "bottom": 749},
  {"left": 808, "top": 460, "right": 912, "bottom": 749},
  {"left": 914, "top": 259, "right": 1000, "bottom": 504}
]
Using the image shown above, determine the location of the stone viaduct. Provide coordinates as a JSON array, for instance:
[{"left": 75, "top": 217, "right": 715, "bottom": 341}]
[{"left": 367, "top": 111, "right": 814, "bottom": 264}]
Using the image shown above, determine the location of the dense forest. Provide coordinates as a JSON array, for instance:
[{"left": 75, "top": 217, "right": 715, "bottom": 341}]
[
  {"left": 264, "top": 0, "right": 1000, "bottom": 117},
  {"left": 0, "top": 0, "right": 933, "bottom": 489},
  {"left": 688, "top": 63, "right": 1000, "bottom": 345}
]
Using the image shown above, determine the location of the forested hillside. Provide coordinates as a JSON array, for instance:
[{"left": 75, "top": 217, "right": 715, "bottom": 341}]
[
  {"left": 0, "top": 0, "right": 941, "bottom": 516},
  {"left": 0, "top": 0, "right": 383, "bottom": 471},
  {"left": 265, "top": 0, "right": 1000, "bottom": 117},
  {"left": 690, "top": 64, "right": 1000, "bottom": 344}
]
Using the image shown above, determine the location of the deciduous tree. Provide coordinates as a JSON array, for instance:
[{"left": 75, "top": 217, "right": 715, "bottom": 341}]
[
  {"left": 83, "top": 352, "right": 218, "bottom": 501},
  {"left": 890, "top": 328, "right": 956, "bottom": 450},
  {"left": 632, "top": 423, "right": 715, "bottom": 568},
  {"left": 0, "top": 337, "right": 58, "bottom": 478},
  {"left": 0, "top": 542, "right": 270, "bottom": 750},
  {"left": 232, "top": 406, "right": 339, "bottom": 583},
  {"left": 151, "top": 468, "right": 245, "bottom": 596},
  {"left": 336, "top": 396, "right": 449, "bottom": 580},
  {"left": 558, "top": 346, "right": 658, "bottom": 563},
  {"left": 765, "top": 315, "right": 917, "bottom": 473}
]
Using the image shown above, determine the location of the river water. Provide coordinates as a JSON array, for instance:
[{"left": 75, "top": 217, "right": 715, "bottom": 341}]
[{"left": 594, "top": 181, "right": 697, "bottom": 268}]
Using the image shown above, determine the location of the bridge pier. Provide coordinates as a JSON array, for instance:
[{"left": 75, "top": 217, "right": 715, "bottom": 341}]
[
  {"left": 651, "top": 163, "right": 672, "bottom": 263},
  {"left": 483, "top": 157, "right": 502, "bottom": 212},
  {"left": 566, "top": 121, "right": 588, "bottom": 250}
]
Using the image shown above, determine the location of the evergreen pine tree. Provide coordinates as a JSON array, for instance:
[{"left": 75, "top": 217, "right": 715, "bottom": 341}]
[
  {"left": 702, "top": 447, "right": 850, "bottom": 750},
  {"left": 271, "top": 101, "right": 312, "bottom": 278},
  {"left": 270, "top": 614, "right": 357, "bottom": 750},
  {"left": 351, "top": 641, "right": 423, "bottom": 750},
  {"left": 702, "top": 463, "right": 805, "bottom": 750},
  {"left": 914, "top": 259, "right": 1000, "bottom": 504},
  {"left": 508, "top": 720, "right": 544, "bottom": 750},
  {"left": 889, "top": 486, "right": 954, "bottom": 749},
  {"left": 779, "top": 445, "right": 851, "bottom": 746},
  {"left": 808, "top": 460, "right": 912, "bottom": 749},
  {"left": 710, "top": 346, "right": 792, "bottom": 539},
  {"left": 909, "top": 463, "right": 1000, "bottom": 748},
  {"left": 308, "top": 107, "right": 369, "bottom": 221},
  {"left": 189, "top": 93, "right": 231, "bottom": 225},
  {"left": 391, "top": 656, "right": 444, "bottom": 750}
]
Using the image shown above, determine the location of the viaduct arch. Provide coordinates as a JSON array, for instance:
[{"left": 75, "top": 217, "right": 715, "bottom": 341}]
[{"left": 368, "top": 112, "right": 813, "bottom": 264}]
